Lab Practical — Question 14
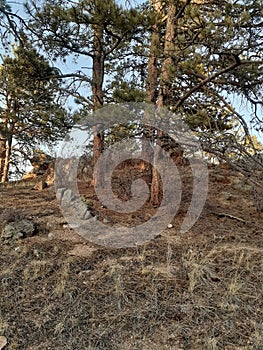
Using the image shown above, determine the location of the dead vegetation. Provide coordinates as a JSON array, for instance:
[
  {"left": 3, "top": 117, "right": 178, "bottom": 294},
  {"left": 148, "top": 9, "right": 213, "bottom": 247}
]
[{"left": 0, "top": 165, "right": 262, "bottom": 349}]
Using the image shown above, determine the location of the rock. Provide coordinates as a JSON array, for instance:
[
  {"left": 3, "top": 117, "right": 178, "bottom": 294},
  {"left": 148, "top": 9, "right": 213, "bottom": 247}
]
[
  {"left": 56, "top": 187, "right": 67, "bottom": 202},
  {"left": 22, "top": 171, "right": 38, "bottom": 180},
  {"left": 30, "top": 150, "right": 53, "bottom": 173},
  {"left": 167, "top": 223, "right": 173, "bottom": 229},
  {"left": 48, "top": 232, "right": 55, "bottom": 240},
  {"left": 46, "top": 222, "right": 53, "bottom": 230},
  {"left": 73, "top": 201, "right": 90, "bottom": 220},
  {"left": 0, "top": 336, "right": 7, "bottom": 349},
  {"left": 1, "top": 219, "right": 35, "bottom": 243},
  {"left": 77, "top": 206, "right": 93, "bottom": 221},
  {"left": 61, "top": 188, "right": 77, "bottom": 204},
  {"left": 68, "top": 222, "right": 82, "bottom": 229},
  {"left": 56, "top": 187, "right": 95, "bottom": 221},
  {"left": 84, "top": 211, "right": 93, "bottom": 220}
]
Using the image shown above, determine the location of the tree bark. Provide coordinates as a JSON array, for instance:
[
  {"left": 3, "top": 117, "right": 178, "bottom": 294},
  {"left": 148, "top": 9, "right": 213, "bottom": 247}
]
[
  {"left": 0, "top": 118, "right": 8, "bottom": 183},
  {"left": 157, "top": 1, "right": 176, "bottom": 109},
  {"left": 145, "top": 28, "right": 160, "bottom": 105},
  {"left": 2, "top": 133, "right": 12, "bottom": 183},
  {"left": 0, "top": 134, "right": 7, "bottom": 182},
  {"left": 142, "top": 27, "right": 160, "bottom": 172},
  {"left": 92, "top": 23, "right": 105, "bottom": 188},
  {"left": 150, "top": 1, "right": 176, "bottom": 206},
  {"left": 142, "top": 0, "right": 162, "bottom": 180}
]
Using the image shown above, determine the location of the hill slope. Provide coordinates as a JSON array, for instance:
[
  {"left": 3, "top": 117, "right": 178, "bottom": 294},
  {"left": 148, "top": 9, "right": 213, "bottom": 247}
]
[{"left": 0, "top": 166, "right": 262, "bottom": 349}]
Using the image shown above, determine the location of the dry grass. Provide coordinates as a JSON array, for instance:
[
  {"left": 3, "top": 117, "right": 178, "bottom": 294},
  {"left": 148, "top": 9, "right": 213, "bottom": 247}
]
[
  {"left": 0, "top": 236, "right": 262, "bottom": 349},
  {"left": 0, "top": 166, "right": 262, "bottom": 349}
]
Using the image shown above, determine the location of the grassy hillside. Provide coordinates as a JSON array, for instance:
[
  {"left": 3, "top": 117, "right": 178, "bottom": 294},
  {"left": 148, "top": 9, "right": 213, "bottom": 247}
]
[{"left": 0, "top": 165, "right": 262, "bottom": 349}]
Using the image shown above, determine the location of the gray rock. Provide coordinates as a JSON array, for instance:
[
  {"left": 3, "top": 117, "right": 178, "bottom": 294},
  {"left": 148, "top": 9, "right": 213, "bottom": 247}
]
[
  {"left": 73, "top": 201, "right": 89, "bottom": 219},
  {"left": 68, "top": 222, "right": 82, "bottom": 229},
  {"left": 84, "top": 211, "right": 93, "bottom": 220},
  {"left": 61, "top": 188, "right": 76, "bottom": 204},
  {"left": 48, "top": 232, "right": 55, "bottom": 240},
  {"left": 1, "top": 219, "right": 35, "bottom": 243},
  {"left": 56, "top": 187, "right": 67, "bottom": 202},
  {"left": 57, "top": 188, "right": 95, "bottom": 221}
]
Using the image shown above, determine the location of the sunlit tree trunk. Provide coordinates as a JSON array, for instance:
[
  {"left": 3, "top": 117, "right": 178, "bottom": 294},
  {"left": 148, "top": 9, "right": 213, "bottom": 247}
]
[
  {"left": 2, "top": 133, "right": 12, "bottom": 182},
  {"left": 92, "top": 23, "right": 105, "bottom": 188},
  {"left": 142, "top": 16, "right": 160, "bottom": 173},
  {"left": 150, "top": 0, "right": 176, "bottom": 206},
  {"left": 142, "top": 0, "right": 163, "bottom": 190},
  {"left": 145, "top": 0, "right": 163, "bottom": 105},
  {"left": 0, "top": 114, "right": 9, "bottom": 183},
  {"left": 0, "top": 134, "right": 6, "bottom": 182}
]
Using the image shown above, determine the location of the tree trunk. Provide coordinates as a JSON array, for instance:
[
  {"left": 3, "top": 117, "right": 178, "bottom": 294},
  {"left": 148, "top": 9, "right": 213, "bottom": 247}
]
[
  {"left": 0, "top": 134, "right": 7, "bottom": 182},
  {"left": 92, "top": 23, "right": 105, "bottom": 188},
  {"left": 150, "top": 1, "right": 176, "bottom": 206},
  {"left": 142, "top": 28, "right": 160, "bottom": 172},
  {"left": 142, "top": 0, "right": 162, "bottom": 180},
  {"left": 2, "top": 134, "right": 12, "bottom": 183},
  {"left": 145, "top": 28, "right": 160, "bottom": 105},
  {"left": 0, "top": 118, "right": 8, "bottom": 183},
  {"left": 157, "top": 2, "right": 176, "bottom": 108}
]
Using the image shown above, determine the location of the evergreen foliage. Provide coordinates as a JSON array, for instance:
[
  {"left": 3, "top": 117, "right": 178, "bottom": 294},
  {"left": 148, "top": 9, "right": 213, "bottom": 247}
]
[
  {"left": 0, "top": 0, "right": 262, "bottom": 181},
  {"left": 0, "top": 41, "right": 72, "bottom": 180}
]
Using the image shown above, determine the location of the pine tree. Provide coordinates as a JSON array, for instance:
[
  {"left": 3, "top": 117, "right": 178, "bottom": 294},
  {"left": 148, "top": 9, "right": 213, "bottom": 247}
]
[
  {"left": 26, "top": 0, "right": 147, "bottom": 186},
  {"left": 145, "top": 0, "right": 262, "bottom": 205},
  {"left": 0, "top": 41, "right": 71, "bottom": 181}
]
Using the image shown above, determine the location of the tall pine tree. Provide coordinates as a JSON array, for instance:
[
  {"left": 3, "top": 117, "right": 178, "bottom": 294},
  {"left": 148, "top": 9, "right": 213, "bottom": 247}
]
[{"left": 26, "top": 0, "right": 147, "bottom": 185}]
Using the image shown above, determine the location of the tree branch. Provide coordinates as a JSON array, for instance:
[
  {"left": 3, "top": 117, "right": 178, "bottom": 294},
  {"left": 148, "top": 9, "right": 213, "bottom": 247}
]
[
  {"left": 39, "top": 72, "right": 92, "bottom": 84},
  {"left": 174, "top": 58, "right": 242, "bottom": 110},
  {"left": 209, "top": 90, "right": 251, "bottom": 138}
]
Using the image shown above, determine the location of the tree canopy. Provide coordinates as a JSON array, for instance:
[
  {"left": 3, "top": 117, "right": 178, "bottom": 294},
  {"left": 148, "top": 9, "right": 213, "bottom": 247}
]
[{"left": 0, "top": 0, "right": 262, "bottom": 187}]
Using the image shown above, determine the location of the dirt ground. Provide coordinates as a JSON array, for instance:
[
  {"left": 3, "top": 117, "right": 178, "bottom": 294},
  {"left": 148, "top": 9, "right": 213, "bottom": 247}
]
[{"left": 0, "top": 164, "right": 262, "bottom": 349}]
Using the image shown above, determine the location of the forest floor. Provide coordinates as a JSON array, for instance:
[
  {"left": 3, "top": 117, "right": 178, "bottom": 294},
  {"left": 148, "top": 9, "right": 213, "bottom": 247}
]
[{"left": 0, "top": 164, "right": 262, "bottom": 349}]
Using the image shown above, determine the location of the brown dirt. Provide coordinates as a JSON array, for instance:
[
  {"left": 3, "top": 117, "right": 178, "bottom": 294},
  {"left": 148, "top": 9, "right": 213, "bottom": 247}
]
[{"left": 0, "top": 165, "right": 262, "bottom": 349}]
